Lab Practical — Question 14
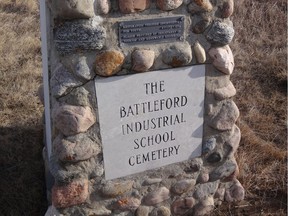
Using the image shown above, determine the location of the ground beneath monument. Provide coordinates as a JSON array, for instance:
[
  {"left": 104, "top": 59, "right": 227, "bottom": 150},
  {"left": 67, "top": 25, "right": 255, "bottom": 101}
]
[{"left": 0, "top": 0, "right": 286, "bottom": 215}]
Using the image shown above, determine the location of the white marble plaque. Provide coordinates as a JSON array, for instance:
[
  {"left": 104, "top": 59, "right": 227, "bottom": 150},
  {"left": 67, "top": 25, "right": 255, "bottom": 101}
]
[{"left": 95, "top": 65, "right": 205, "bottom": 180}]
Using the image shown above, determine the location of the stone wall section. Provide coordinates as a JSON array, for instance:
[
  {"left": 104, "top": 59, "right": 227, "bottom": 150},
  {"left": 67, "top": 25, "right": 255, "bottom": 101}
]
[{"left": 42, "top": 0, "right": 244, "bottom": 215}]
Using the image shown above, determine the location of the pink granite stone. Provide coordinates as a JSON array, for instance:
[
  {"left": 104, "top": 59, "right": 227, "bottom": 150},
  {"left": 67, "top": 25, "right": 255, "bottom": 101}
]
[
  {"left": 225, "top": 180, "right": 245, "bottom": 202},
  {"left": 132, "top": 49, "right": 155, "bottom": 72},
  {"left": 209, "top": 45, "right": 235, "bottom": 75},
  {"left": 220, "top": 0, "right": 234, "bottom": 18},
  {"left": 53, "top": 105, "right": 96, "bottom": 136},
  {"left": 119, "top": 0, "right": 150, "bottom": 14},
  {"left": 113, "top": 197, "right": 141, "bottom": 211},
  {"left": 52, "top": 179, "right": 89, "bottom": 208}
]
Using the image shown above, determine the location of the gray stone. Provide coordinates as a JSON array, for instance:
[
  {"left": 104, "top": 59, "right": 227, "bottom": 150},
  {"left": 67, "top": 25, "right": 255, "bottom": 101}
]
[
  {"left": 206, "top": 20, "right": 235, "bottom": 46},
  {"left": 214, "top": 81, "right": 236, "bottom": 100},
  {"left": 52, "top": 105, "right": 96, "bottom": 136},
  {"left": 209, "top": 100, "right": 240, "bottom": 131},
  {"left": 59, "top": 87, "right": 90, "bottom": 106},
  {"left": 149, "top": 206, "right": 171, "bottom": 216},
  {"left": 162, "top": 42, "right": 192, "bottom": 67},
  {"left": 171, "top": 197, "right": 195, "bottom": 215},
  {"left": 209, "top": 159, "right": 237, "bottom": 181},
  {"left": 136, "top": 206, "right": 150, "bottom": 216},
  {"left": 172, "top": 179, "right": 196, "bottom": 195},
  {"left": 51, "top": 0, "right": 94, "bottom": 19},
  {"left": 225, "top": 180, "right": 245, "bottom": 202},
  {"left": 142, "top": 187, "right": 170, "bottom": 206},
  {"left": 193, "top": 181, "right": 219, "bottom": 199},
  {"left": 50, "top": 63, "right": 83, "bottom": 98},
  {"left": 101, "top": 181, "right": 134, "bottom": 198},
  {"left": 193, "top": 196, "right": 214, "bottom": 216},
  {"left": 75, "top": 56, "right": 94, "bottom": 80},
  {"left": 193, "top": 41, "right": 206, "bottom": 63},
  {"left": 184, "top": 158, "right": 203, "bottom": 173},
  {"left": 202, "top": 137, "right": 216, "bottom": 154},
  {"left": 225, "top": 125, "right": 241, "bottom": 157},
  {"left": 207, "top": 152, "right": 222, "bottom": 163},
  {"left": 54, "top": 18, "right": 106, "bottom": 55},
  {"left": 49, "top": 155, "right": 96, "bottom": 182},
  {"left": 53, "top": 133, "right": 100, "bottom": 162}
]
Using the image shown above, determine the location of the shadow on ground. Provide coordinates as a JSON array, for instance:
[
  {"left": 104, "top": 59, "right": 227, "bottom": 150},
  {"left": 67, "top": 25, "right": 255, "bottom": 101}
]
[{"left": 0, "top": 125, "right": 47, "bottom": 216}]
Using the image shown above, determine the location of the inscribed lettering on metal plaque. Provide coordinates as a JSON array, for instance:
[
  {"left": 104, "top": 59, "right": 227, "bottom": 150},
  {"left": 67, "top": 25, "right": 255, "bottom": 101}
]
[
  {"left": 119, "top": 16, "right": 185, "bottom": 45},
  {"left": 95, "top": 65, "right": 205, "bottom": 180}
]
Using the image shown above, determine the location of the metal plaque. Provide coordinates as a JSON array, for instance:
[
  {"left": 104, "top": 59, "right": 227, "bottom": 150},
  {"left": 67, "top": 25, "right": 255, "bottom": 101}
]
[{"left": 119, "top": 16, "right": 185, "bottom": 46}]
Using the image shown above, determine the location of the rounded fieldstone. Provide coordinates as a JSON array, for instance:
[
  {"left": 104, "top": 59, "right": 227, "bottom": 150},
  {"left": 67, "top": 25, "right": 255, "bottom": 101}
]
[
  {"left": 143, "top": 178, "right": 162, "bottom": 185},
  {"left": 52, "top": 105, "right": 96, "bottom": 136},
  {"left": 193, "top": 41, "right": 206, "bottom": 63},
  {"left": 188, "top": 0, "right": 213, "bottom": 14},
  {"left": 95, "top": 50, "right": 125, "bottom": 76},
  {"left": 214, "top": 81, "right": 237, "bottom": 100},
  {"left": 132, "top": 49, "right": 155, "bottom": 72},
  {"left": 209, "top": 159, "right": 237, "bottom": 181},
  {"left": 51, "top": 0, "right": 94, "bottom": 19},
  {"left": 207, "top": 152, "right": 222, "bottom": 163},
  {"left": 142, "top": 187, "right": 170, "bottom": 206},
  {"left": 50, "top": 63, "right": 83, "bottom": 98},
  {"left": 101, "top": 181, "right": 134, "bottom": 198},
  {"left": 172, "top": 179, "right": 196, "bottom": 194},
  {"left": 150, "top": 206, "right": 171, "bottom": 216},
  {"left": 225, "top": 125, "right": 241, "bottom": 157},
  {"left": 209, "top": 45, "right": 234, "bottom": 75},
  {"left": 52, "top": 179, "right": 89, "bottom": 208},
  {"left": 209, "top": 100, "right": 239, "bottom": 131},
  {"left": 157, "top": 0, "right": 183, "bottom": 11},
  {"left": 206, "top": 20, "right": 235, "bottom": 46},
  {"left": 162, "top": 43, "right": 192, "bottom": 67},
  {"left": 171, "top": 197, "right": 195, "bottom": 215},
  {"left": 75, "top": 56, "right": 93, "bottom": 80},
  {"left": 202, "top": 137, "right": 216, "bottom": 154},
  {"left": 225, "top": 180, "right": 245, "bottom": 202},
  {"left": 59, "top": 86, "right": 90, "bottom": 107},
  {"left": 53, "top": 133, "right": 100, "bottom": 162},
  {"left": 95, "top": 0, "right": 111, "bottom": 15},
  {"left": 192, "top": 18, "right": 212, "bottom": 34},
  {"left": 197, "top": 170, "right": 209, "bottom": 183},
  {"left": 220, "top": 0, "right": 234, "bottom": 18},
  {"left": 119, "top": 0, "right": 150, "bottom": 13},
  {"left": 193, "top": 181, "right": 219, "bottom": 200}
]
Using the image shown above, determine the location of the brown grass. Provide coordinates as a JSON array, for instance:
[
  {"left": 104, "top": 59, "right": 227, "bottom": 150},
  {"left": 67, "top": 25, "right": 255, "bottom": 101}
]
[{"left": 0, "top": 0, "right": 286, "bottom": 215}]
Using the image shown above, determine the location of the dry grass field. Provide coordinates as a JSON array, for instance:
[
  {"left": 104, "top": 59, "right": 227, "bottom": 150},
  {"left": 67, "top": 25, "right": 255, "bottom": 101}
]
[{"left": 0, "top": 0, "right": 286, "bottom": 215}]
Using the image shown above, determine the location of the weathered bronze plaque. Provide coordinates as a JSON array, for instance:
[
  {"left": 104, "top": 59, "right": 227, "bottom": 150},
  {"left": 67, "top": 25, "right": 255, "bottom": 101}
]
[{"left": 119, "top": 16, "right": 185, "bottom": 45}]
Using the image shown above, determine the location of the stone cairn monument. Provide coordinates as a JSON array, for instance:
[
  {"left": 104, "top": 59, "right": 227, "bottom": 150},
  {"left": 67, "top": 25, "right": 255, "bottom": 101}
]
[{"left": 41, "top": 0, "right": 245, "bottom": 215}]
